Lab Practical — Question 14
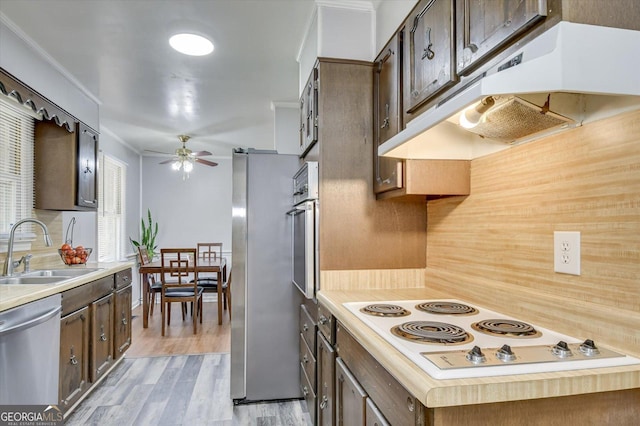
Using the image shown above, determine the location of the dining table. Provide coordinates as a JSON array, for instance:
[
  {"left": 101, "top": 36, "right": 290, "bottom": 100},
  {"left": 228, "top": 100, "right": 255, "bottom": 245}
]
[{"left": 139, "top": 256, "right": 227, "bottom": 327}]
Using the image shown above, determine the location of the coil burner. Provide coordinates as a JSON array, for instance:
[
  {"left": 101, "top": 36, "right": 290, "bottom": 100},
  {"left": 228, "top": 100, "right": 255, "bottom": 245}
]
[
  {"left": 391, "top": 321, "right": 473, "bottom": 345},
  {"left": 471, "top": 319, "right": 542, "bottom": 338},
  {"left": 360, "top": 304, "right": 410, "bottom": 317},
  {"left": 415, "top": 301, "right": 478, "bottom": 316}
]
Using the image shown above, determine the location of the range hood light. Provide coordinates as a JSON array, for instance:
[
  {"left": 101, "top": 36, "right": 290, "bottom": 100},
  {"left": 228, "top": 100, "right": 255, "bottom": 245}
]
[
  {"left": 378, "top": 22, "right": 640, "bottom": 160},
  {"left": 459, "top": 97, "right": 496, "bottom": 129}
]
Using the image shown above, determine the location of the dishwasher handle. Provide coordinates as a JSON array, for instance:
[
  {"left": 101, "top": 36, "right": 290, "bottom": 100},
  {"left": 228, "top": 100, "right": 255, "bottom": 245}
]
[{"left": 0, "top": 305, "right": 62, "bottom": 337}]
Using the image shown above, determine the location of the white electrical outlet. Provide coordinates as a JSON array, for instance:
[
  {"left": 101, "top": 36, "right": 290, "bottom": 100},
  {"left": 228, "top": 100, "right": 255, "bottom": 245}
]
[{"left": 554, "top": 231, "right": 581, "bottom": 275}]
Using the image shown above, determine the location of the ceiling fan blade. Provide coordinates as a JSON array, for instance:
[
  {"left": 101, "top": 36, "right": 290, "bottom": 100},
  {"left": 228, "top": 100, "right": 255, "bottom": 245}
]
[
  {"left": 159, "top": 158, "right": 176, "bottom": 164},
  {"left": 195, "top": 158, "right": 218, "bottom": 167},
  {"left": 192, "top": 150, "right": 212, "bottom": 157}
]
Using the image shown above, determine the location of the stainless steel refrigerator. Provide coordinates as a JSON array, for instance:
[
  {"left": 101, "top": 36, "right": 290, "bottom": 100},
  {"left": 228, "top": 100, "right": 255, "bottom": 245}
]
[{"left": 231, "top": 148, "right": 302, "bottom": 403}]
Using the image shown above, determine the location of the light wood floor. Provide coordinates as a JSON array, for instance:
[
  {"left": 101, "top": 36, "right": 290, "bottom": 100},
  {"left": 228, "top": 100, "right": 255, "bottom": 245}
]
[
  {"left": 65, "top": 353, "right": 312, "bottom": 425},
  {"left": 127, "top": 300, "right": 231, "bottom": 357},
  {"left": 65, "top": 301, "right": 312, "bottom": 425}
]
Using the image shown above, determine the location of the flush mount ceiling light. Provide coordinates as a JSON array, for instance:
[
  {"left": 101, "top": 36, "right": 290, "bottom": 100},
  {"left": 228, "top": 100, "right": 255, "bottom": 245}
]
[{"left": 169, "top": 33, "right": 214, "bottom": 56}]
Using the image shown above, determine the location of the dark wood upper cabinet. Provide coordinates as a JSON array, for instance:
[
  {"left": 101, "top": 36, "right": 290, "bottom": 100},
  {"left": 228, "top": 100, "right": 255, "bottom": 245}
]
[
  {"left": 300, "top": 67, "right": 318, "bottom": 158},
  {"left": 76, "top": 122, "right": 98, "bottom": 209},
  {"left": 373, "top": 32, "right": 403, "bottom": 195},
  {"left": 403, "top": 0, "right": 458, "bottom": 115},
  {"left": 35, "top": 120, "right": 98, "bottom": 211},
  {"left": 456, "top": 0, "right": 548, "bottom": 75}
]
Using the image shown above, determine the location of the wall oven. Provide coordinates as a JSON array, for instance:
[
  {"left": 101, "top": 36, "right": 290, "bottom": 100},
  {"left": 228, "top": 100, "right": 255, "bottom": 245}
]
[{"left": 288, "top": 161, "right": 318, "bottom": 299}]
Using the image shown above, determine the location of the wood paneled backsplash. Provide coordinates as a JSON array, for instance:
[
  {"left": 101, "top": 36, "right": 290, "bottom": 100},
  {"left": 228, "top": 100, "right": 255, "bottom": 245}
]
[{"left": 425, "top": 108, "right": 640, "bottom": 354}]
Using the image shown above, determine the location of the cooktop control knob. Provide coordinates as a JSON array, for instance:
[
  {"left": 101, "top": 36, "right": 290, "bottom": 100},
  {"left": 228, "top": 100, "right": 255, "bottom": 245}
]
[
  {"left": 578, "top": 339, "right": 600, "bottom": 356},
  {"left": 496, "top": 344, "right": 516, "bottom": 362},
  {"left": 552, "top": 340, "right": 573, "bottom": 358},
  {"left": 466, "top": 346, "right": 486, "bottom": 364}
]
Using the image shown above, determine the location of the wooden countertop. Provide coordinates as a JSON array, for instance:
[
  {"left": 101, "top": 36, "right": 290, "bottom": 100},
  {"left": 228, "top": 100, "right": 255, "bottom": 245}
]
[
  {"left": 0, "top": 261, "right": 135, "bottom": 312},
  {"left": 317, "top": 288, "right": 640, "bottom": 408}
]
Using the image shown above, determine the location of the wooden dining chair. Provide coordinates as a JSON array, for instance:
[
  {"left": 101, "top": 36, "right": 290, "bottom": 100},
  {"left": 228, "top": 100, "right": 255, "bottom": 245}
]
[
  {"left": 138, "top": 246, "right": 161, "bottom": 316},
  {"left": 225, "top": 269, "right": 232, "bottom": 321},
  {"left": 159, "top": 248, "right": 204, "bottom": 336},
  {"left": 197, "top": 242, "right": 222, "bottom": 261},
  {"left": 194, "top": 242, "right": 229, "bottom": 312}
]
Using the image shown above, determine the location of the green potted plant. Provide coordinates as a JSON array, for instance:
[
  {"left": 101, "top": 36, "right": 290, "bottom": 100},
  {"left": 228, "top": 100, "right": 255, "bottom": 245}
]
[{"left": 130, "top": 208, "right": 159, "bottom": 260}]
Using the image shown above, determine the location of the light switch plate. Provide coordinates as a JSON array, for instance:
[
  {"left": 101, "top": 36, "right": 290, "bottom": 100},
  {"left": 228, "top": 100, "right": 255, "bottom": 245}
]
[{"left": 554, "top": 231, "right": 580, "bottom": 275}]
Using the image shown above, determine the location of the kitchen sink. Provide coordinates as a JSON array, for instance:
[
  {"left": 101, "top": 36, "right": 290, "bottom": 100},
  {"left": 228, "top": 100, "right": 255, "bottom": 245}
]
[
  {"left": 24, "top": 268, "right": 103, "bottom": 278},
  {"left": 0, "top": 276, "right": 70, "bottom": 285},
  {"left": 0, "top": 268, "right": 103, "bottom": 285}
]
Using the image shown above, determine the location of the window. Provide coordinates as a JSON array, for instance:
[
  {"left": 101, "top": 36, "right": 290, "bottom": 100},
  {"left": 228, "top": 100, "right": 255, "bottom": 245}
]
[
  {"left": 0, "top": 99, "right": 34, "bottom": 235},
  {"left": 98, "top": 153, "right": 126, "bottom": 261}
]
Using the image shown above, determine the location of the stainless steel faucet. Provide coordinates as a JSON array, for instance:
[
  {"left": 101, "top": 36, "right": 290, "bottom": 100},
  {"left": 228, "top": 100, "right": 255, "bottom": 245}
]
[{"left": 2, "top": 218, "right": 53, "bottom": 276}]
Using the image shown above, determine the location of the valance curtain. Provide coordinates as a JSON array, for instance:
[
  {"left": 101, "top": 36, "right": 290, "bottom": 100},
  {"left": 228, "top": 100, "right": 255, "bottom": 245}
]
[{"left": 0, "top": 68, "right": 75, "bottom": 132}]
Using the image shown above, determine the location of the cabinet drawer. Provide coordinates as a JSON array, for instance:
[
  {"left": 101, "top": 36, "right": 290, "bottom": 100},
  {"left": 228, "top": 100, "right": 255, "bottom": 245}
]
[
  {"left": 300, "top": 362, "right": 316, "bottom": 424},
  {"left": 317, "top": 303, "right": 334, "bottom": 344},
  {"left": 336, "top": 322, "right": 425, "bottom": 426},
  {"left": 114, "top": 268, "right": 132, "bottom": 290},
  {"left": 300, "top": 304, "right": 316, "bottom": 351},
  {"left": 62, "top": 275, "right": 114, "bottom": 316},
  {"left": 300, "top": 333, "right": 317, "bottom": 391}
]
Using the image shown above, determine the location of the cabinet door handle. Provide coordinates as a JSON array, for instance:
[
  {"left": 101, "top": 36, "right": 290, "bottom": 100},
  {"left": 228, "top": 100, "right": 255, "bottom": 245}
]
[
  {"left": 303, "top": 354, "right": 308, "bottom": 364},
  {"left": 302, "top": 386, "right": 309, "bottom": 396},
  {"left": 121, "top": 316, "right": 128, "bottom": 326},
  {"left": 422, "top": 27, "right": 435, "bottom": 60},
  {"left": 303, "top": 323, "right": 308, "bottom": 331},
  {"left": 320, "top": 395, "right": 328, "bottom": 409},
  {"left": 318, "top": 315, "right": 328, "bottom": 325},
  {"left": 381, "top": 104, "right": 390, "bottom": 129},
  {"left": 69, "top": 347, "right": 78, "bottom": 365},
  {"left": 81, "top": 197, "right": 97, "bottom": 205}
]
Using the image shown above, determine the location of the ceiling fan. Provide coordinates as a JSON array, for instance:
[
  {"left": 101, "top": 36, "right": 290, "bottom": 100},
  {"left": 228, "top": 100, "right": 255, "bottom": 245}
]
[{"left": 148, "top": 135, "right": 218, "bottom": 178}]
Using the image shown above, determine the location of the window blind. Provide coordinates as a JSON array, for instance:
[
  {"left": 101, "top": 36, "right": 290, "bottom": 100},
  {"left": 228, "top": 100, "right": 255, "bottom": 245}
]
[
  {"left": 98, "top": 153, "right": 126, "bottom": 261},
  {"left": 0, "top": 99, "right": 34, "bottom": 234}
]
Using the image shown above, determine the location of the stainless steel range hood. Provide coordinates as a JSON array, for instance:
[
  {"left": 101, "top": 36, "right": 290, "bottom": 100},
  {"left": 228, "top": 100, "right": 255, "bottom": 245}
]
[{"left": 379, "top": 22, "right": 640, "bottom": 160}]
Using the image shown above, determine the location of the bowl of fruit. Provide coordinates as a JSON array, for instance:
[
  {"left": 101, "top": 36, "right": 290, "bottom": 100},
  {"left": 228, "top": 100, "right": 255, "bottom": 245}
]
[{"left": 59, "top": 244, "right": 92, "bottom": 266}]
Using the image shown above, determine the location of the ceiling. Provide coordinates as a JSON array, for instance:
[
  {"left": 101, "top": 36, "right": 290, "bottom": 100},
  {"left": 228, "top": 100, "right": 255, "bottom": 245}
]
[{"left": 0, "top": 0, "right": 320, "bottom": 158}]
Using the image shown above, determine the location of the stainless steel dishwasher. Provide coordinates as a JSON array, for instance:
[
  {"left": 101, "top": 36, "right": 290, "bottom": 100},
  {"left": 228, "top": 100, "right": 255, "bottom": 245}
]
[{"left": 0, "top": 294, "right": 61, "bottom": 405}]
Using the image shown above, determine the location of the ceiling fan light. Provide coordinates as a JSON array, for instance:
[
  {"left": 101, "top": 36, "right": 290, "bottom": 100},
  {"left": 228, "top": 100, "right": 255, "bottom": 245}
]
[
  {"left": 183, "top": 160, "right": 194, "bottom": 173},
  {"left": 169, "top": 33, "right": 214, "bottom": 56},
  {"left": 172, "top": 160, "right": 182, "bottom": 170}
]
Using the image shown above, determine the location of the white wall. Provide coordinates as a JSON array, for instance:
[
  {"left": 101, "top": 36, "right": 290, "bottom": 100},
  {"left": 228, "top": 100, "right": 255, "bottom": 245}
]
[
  {"left": 0, "top": 18, "right": 99, "bottom": 130},
  {"left": 273, "top": 103, "right": 300, "bottom": 155},
  {"left": 374, "top": 0, "right": 419, "bottom": 53},
  {"left": 141, "top": 156, "right": 232, "bottom": 254}
]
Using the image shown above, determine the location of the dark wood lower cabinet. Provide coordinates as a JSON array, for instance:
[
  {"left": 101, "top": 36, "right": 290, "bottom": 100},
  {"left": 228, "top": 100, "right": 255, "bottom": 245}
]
[
  {"left": 114, "top": 285, "right": 132, "bottom": 359},
  {"left": 90, "top": 293, "right": 114, "bottom": 383},
  {"left": 335, "top": 358, "right": 367, "bottom": 426},
  {"left": 59, "top": 306, "right": 90, "bottom": 410},
  {"left": 58, "top": 268, "right": 132, "bottom": 416},
  {"left": 317, "top": 331, "right": 336, "bottom": 426},
  {"left": 365, "top": 398, "right": 390, "bottom": 426}
]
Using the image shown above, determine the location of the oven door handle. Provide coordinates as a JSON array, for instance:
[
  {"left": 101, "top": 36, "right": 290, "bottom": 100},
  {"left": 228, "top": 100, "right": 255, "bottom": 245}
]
[{"left": 286, "top": 204, "right": 310, "bottom": 215}]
